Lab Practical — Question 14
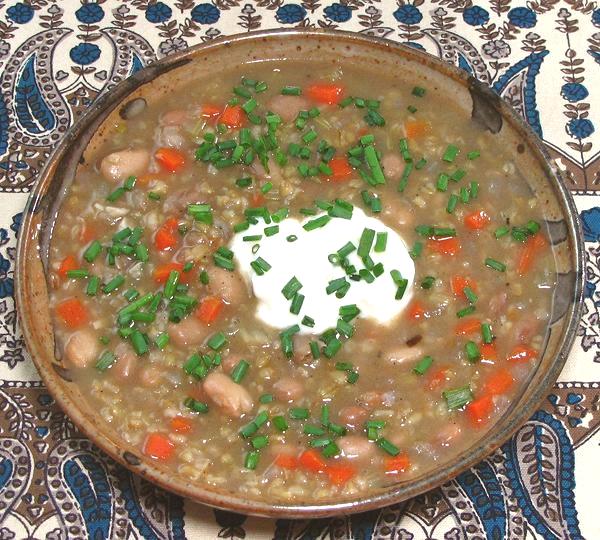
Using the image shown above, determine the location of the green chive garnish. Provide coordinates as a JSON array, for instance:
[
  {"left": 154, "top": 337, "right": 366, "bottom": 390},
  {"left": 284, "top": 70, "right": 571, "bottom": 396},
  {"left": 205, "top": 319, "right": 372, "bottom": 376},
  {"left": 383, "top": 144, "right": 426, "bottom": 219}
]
[
  {"left": 485, "top": 258, "right": 506, "bottom": 272},
  {"left": 413, "top": 355, "right": 433, "bottom": 375},
  {"left": 443, "top": 385, "right": 473, "bottom": 410}
]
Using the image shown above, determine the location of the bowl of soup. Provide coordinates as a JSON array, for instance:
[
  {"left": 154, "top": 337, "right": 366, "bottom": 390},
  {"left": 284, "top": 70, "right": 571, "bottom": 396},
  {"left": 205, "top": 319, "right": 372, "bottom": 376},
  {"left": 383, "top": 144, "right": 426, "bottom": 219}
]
[{"left": 16, "top": 29, "right": 584, "bottom": 517}]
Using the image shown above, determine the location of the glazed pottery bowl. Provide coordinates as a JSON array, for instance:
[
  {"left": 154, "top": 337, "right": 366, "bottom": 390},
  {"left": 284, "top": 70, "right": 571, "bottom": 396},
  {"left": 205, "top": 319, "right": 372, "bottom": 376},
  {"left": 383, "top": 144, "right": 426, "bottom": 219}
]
[{"left": 16, "top": 29, "right": 584, "bottom": 518}]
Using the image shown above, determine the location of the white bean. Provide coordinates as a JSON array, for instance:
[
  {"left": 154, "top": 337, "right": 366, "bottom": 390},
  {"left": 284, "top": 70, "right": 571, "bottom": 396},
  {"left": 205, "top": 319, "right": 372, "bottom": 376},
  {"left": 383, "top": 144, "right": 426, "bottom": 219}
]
[
  {"left": 64, "top": 330, "right": 99, "bottom": 368},
  {"left": 203, "top": 372, "right": 254, "bottom": 418},
  {"left": 100, "top": 148, "right": 150, "bottom": 183}
]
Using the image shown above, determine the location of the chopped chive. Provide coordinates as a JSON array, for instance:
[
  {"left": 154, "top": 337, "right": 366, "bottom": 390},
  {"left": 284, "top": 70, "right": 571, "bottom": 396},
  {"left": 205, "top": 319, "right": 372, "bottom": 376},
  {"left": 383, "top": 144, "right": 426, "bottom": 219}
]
[
  {"left": 412, "top": 86, "right": 426, "bottom": 97},
  {"left": 289, "top": 407, "right": 309, "bottom": 420},
  {"left": 374, "top": 232, "right": 388, "bottom": 253},
  {"left": 301, "top": 315, "right": 315, "bottom": 328},
  {"left": 364, "top": 145, "right": 386, "bottom": 185},
  {"left": 207, "top": 332, "right": 228, "bottom": 351},
  {"left": 95, "top": 351, "right": 116, "bottom": 371},
  {"left": 83, "top": 240, "right": 102, "bottom": 263},
  {"left": 303, "top": 215, "right": 331, "bottom": 231},
  {"left": 481, "top": 323, "right": 494, "bottom": 344},
  {"left": 66, "top": 269, "right": 89, "bottom": 279},
  {"left": 443, "top": 385, "right": 473, "bottom": 410},
  {"left": 320, "top": 404, "right": 330, "bottom": 426},
  {"left": 467, "top": 150, "right": 480, "bottom": 160},
  {"left": 236, "top": 177, "right": 252, "bottom": 188},
  {"left": 134, "top": 243, "right": 149, "bottom": 262},
  {"left": 377, "top": 437, "right": 400, "bottom": 456},
  {"left": 470, "top": 181, "right": 479, "bottom": 199},
  {"left": 310, "top": 437, "right": 332, "bottom": 448},
  {"left": 250, "top": 257, "right": 271, "bottom": 276},
  {"left": 282, "top": 276, "right": 302, "bottom": 300},
  {"left": 264, "top": 225, "right": 279, "bottom": 237},
  {"left": 485, "top": 258, "right": 506, "bottom": 272},
  {"left": 304, "top": 424, "right": 326, "bottom": 436},
  {"left": 199, "top": 270, "right": 209, "bottom": 285},
  {"left": 442, "top": 144, "right": 459, "bottom": 163},
  {"left": 409, "top": 241, "right": 423, "bottom": 259},
  {"left": 464, "top": 286, "right": 478, "bottom": 304},
  {"left": 357, "top": 228, "right": 375, "bottom": 258},
  {"left": 281, "top": 85, "right": 301, "bottom": 95},
  {"left": 526, "top": 220, "right": 541, "bottom": 234},
  {"left": 245, "top": 451, "right": 259, "bottom": 470},
  {"left": 436, "top": 173, "right": 449, "bottom": 192},
  {"left": 407, "top": 104, "right": 418, "bottom": 113},
  {"left": 130, "top": 330, "right": 149, "bottom": 356},
  {"left": 465, "top": 341, "right": 481, "bottom": 363},
  {"left": 290, "top": 293, "right": 305, "bottom": 315},
  {"left": 86, "top": 275, "right": 100, "bottom": 296},
  {"left": 184, "top": 397, "right": 209, "bottom": 413},
  {"left": 251, "top": 435, "right": 269, "bottom": 450},
  {"left": 460, "top": 187, "right": 470, "bottom": 203},
  {"left": 272, "top": 415, "right": 288, "bottom": 432},
  {"left": 231, "top": 359, "right": 250, "bottom": 383},
  {"left": 163, "top": 270, "right": 179, "bottom": 300},
  {"left": 243, "top": 234, "right": 262, "bottom": 242},
  {"left": 447, "top": 194, "right": 459, "bottom": 214},
  {"left": 346, "top": 371, "right": 359, "bottom": 384},
  {"left": 102, "top": 275, "right": 125, "bottom": 294},
  {"left": 259, "top": 393, "right": 274, "bottom": 404},
  {"left": 421, "top": 276, "right": 436, "bottom": 289},
  {"left": 106, "top": 187, "right": 126, "bottom": 202},
  {"left": 154, "top": 332, "right": 170, "bottom": 350},
  {"left": 239, "top": 421, "right": 259, "bottom": 438},
  {"left": 147, "top": 192, "right": 161, "bottom": 201},
  {"left": 328, "top": 422, "right": 347, "bottom": 436},
  {"left": 413, "top": 355, "right": 433, "bottom": 375},
  {"left": 322, "top": 441, "right": 340, "bottom": 458},
  {"left": 457, "top": 305, "right": 476, "bottom": 318},
  {"left": 323, "top": 337, "right": 342, "bottom": 358},
  {"left": 433, "top": 227, "right": 456, "bottom": 237},
  {"left": 494, "top": 225, "right": 510, "bottom": 238},
  {"left": 309, "top": 340, "right": 320, "bottom": 359}
]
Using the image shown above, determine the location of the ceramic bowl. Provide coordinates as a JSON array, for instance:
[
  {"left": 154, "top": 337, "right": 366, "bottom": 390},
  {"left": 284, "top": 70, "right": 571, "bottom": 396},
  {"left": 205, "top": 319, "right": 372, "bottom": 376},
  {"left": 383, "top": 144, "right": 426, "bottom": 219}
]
[{"left": 15, "top": 29, "right": 584, "bottom": 518}]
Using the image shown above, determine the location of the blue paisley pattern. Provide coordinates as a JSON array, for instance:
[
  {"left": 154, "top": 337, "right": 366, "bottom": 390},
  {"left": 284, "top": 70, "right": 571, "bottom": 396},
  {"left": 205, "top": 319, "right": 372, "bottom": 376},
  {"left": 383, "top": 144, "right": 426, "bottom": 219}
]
[{"left": 0, "top": 1, "right": 598, "bottom": 538}]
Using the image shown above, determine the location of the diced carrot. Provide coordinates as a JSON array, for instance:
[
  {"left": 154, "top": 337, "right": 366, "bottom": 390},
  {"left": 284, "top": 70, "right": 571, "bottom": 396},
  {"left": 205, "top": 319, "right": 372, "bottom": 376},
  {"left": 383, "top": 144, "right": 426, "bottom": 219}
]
[
  {"left": 153, "top": 262, "right": 189, "bottom": 284},
  {"left": 450, "top": 276, "right": 477, "bottom": 296},
  {"left": 143, "top": 433, "right": 175, "bottom": 461},
  {"left": 384, "top": 453, "right": 411, "bottom": 475},
  {"left": 201, "top": 103, "right": 222, "bottom": 118},
  {"left": 464, "top": 210, "right": 491, "bottom": 230},
  {"left": 56, "top": 298, "right": 88, "bottom": 329},
  {"left": 326, "top": 157, "right": 353, "bottom": 182},
  {"left": 58, "top": 255, "right": 78, "bottom": 279},
  {"left": 507, "top": 345, "right": 537, "bottom": 363},
  {"left": 427, "top": 367, "right": 449, "bottom": 391},
  {"left": 427, "top": 237, "right": 461, "bottom": 256},
  {"left": 517, "top": 233, "right": 547, "bottom": 276},
  {"left": 326, "top": 463, "right": 356, "bottom": 486},
  {"left": 298, "top": 449, "right": 327, "bottom": 473},
  {"left": 455, "top": 318, "right": 481, "bottom": 336},
  {"left": 154, "top": 217, "right": 179, "bottom": 251},
  {"left": 196, "top": 296, "right": 224, "bottom": 325},
  {"left": 250, "top": 192, "right": 266, "bottom": 208},
  {"left": 170, "top": 416, "right": 193, "bottom": 433},
  {"left": 480, "top": 343, "right": 498, "bottom": 362},
  {"left": 466, "top": 395, "right": 494, "bottom": 426},
  {"left": 407, "top": 300, "right": 426, "bottom": 320},
  {"left": 306, "top": 83, "right": 344, "bottom": 105},
  {"left": 274, "top": 454, "right": 299, "bottom": 470},
  {"left": 220, "top": 105, "right": 245, "bottom": 129},
  {"left": 155, "top": 147, "right": 186, "bottom": 173},
  {"left": 405, "top": 120, "right": 431, "bottom": 139},
  {"left": 482, "top": 368, "right": 514, "bottom": 395}
]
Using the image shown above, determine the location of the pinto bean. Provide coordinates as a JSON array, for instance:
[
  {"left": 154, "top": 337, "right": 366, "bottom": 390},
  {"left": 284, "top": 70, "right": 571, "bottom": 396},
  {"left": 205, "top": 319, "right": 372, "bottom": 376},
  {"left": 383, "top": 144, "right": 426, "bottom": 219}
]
[
  {"left": 160, "top": 109, "right": 187, "bottom": 126},
  {"left": 64, "top": 330, "right": 100, "bottom": 368},
  {"left": 221, "top": 354, "right": 243, "bottom": 374},
  {"left": 267, "top": 95, "right": 311, "bottom": 123},
  {"left": 168, "top": 317, "right": 211, "bottom": 347},
  {"left": 383, "top": 345, "right": 424, "bottom": 365},
  {"left": 203, "top": 372, "right": 254, "bottom": 418},
  {"left": 100, "top": 148, "right": 150, "bottom": 183},
  {"left": 207, "top": 266, "right": 248, "bottom": 305},
  {"left": 338, "top": 435, "right": 375, "bottom": 461},
  {"left": 273, "top": 377, "right": 304, "bottom": 402},
  {"left": 112, "top": 343, "right": 137, "bottom": 379},
  {"left": 338, "top": 406, "right": 368, "bottom": 429},
  {"left": 139, "top": 365, "right": 161, "bottom": 387},
  {"left": 381, "top": 153, "right": 404, "bottom": 179},
  {"left": 292, "top": 334, "right": 313, "bottom": 365}
]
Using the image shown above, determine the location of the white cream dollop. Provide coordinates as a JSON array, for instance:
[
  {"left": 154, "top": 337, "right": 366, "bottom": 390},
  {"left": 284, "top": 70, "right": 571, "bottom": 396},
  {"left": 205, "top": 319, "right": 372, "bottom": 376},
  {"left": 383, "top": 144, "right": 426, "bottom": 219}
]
[{"left": 230, "top": 207, "right": 415, "bottom": 334}]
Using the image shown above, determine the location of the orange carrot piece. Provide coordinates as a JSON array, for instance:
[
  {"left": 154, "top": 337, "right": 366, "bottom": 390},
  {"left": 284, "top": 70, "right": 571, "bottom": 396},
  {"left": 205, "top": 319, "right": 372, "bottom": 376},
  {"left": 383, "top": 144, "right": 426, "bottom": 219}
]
[
  {"left": 517, "top": 233, "right": 547, "bottom": 276},
  {"left": 306, "top": 83, "right": 344, "bottom": 105},
  {"left": 405, "top": 120, "right": 431, "bottom": 139},
  {"left": 450, "top": 276, "right": 477, "bottom": 296},
  {"left": 170, "top": 416, "right": 193, "bottom": 433},
  {"left": 220, "top": 105, "right": 245, "bottom": 128},
  {"left": 426, "top": 367, "right": 449, "bottom": 391},
  {"left": 455, "top": 318, "right": 482, "bottom": 336},
  {"left": 407, "top": 300, "right": 426, "bottom": 320},
  {"left": 384, "top": 453, "right": 411, "bottom": 474},
  {"left": 201, "top": 104, "right": 222, "bottom": 118},
  {"left": 58, "top": 255, "right": 78, "bottom": 279},
  {"left": 154, "top": 217, "right": 179, "bottom": 251},
  {"left": 79, "top": 225, "right": 96, "bottom": 244},
  {"left": 153, "top": 262, "right": 188, "bottom": 284},
  {"left": 464, "top": 210, "right": 491, "bottom": 230},
  {"left": 482, "top": 368, "right": 514, "bottom": 395},
  {"left": 507, "top": 345, "right": 538, "bottom": 363},
  {"left": 143, "top": 433, "right": 175, "bottom": 461},
  {"left": 155, "top": 147, "right": 186, "bottom": 173},
  {"left": 196, "top": 296, "right": 224, "bottom": 325},
  {"left": 274, "top": 454, "right": 299, "bottom": 470},
  {"left": 250, "top": 192, "right": 266, "bottom": 208},
  {"left": 56, "top": 298, "right": 88, "bottom": 329},
  {"left": 326, "top": 463, "right": 356, "bottom": 486},
  {"left": 298, "top": 449, "right": 327, "bottom": 473},
  {"left": 427, "top": 237, "right": 461, "bottom": 256},
  {"left": 466, "top": 395, "right": 494, "bottom": 426},
  {"left": 326, "top": 157, "right": 353, "bottom": 182},
  {"left": 480, "top": 343, "right": 498, "bottom": 362}
]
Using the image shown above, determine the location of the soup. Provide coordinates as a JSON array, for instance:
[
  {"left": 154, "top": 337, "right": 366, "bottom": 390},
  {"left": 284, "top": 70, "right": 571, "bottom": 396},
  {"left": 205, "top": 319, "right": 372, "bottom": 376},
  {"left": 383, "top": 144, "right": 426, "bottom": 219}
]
[{"left": 48, "top": 61, "right": 555, "bottom": 501}]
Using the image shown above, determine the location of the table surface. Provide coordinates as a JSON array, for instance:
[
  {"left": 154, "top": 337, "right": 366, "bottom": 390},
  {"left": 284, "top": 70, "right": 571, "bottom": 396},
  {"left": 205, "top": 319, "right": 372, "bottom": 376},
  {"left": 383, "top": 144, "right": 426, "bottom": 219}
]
[{"left": 0, "top": 1, "right": 598, "bottom": 538}]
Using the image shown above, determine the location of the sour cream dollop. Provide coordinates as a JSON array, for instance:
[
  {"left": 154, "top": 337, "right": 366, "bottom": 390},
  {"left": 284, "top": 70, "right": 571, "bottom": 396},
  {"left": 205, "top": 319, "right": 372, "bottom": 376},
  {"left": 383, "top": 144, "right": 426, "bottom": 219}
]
[{"left": 231, "top": 207, "right": 415, "bottom": 334}]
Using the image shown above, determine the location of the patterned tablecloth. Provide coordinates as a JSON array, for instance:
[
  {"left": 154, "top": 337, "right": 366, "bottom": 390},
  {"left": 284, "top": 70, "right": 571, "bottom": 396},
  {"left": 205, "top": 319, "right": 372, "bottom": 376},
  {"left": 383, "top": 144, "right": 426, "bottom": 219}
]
[{"left": 0, "top": 0, "right": 598, "bottom": 538}]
